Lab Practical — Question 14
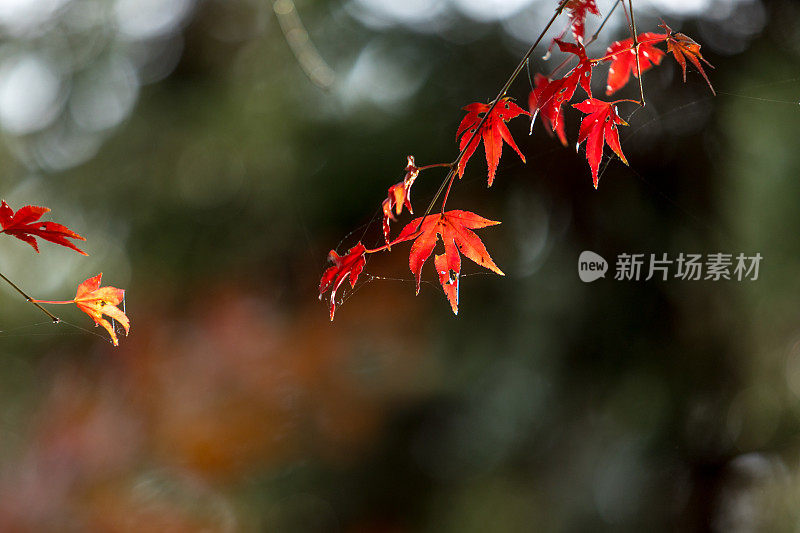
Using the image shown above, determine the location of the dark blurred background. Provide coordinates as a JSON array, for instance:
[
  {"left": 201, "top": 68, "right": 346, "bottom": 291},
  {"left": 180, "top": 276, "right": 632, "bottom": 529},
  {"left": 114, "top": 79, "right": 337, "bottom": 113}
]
[{"left": 0, "top": 0, "right": 798, "bottom": 531}]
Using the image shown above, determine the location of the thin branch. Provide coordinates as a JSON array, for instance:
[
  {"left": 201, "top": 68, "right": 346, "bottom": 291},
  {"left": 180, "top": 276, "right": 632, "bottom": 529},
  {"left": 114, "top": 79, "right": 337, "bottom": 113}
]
[
  {"left": 365, "top": 230, "right": 423, "bottom": 254},
  {"left": 622, "top": 0, "right": 646, "bottom": 105},
  {"left": 629, "top": 0, "right": 645, "bottom": 105},
  {"left": 417, "top": 163, "right": 453, "bottom": 172},
  {"left": 273, "top": 0, "right": 335, "bottom": 90},
  {"left": 548, "top": 0, "right": 622, "bottom": 80},
  {"left": 589, "top": 0, "right": 621, "bottom": 46},
  {"left": 413, "top": 0, "right": 570, "bottom": 225},
  {"left": 0, "top": 271, "right": 61, "bottom": 323},
  {"left": 590, "top": 34, "right": 666, "bottom": 64}
]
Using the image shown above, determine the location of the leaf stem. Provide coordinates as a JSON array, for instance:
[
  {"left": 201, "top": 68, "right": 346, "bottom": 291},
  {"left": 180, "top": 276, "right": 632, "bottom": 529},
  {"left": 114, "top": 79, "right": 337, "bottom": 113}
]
[
  {"left": 417, "top": 163, "right": 453, "bottom": 172},
  {"left": 365, "top": 229, "right": 425, "bottom": 254},
  {"left": 0, "top": 271, "right": 61, "bottom": 323}
]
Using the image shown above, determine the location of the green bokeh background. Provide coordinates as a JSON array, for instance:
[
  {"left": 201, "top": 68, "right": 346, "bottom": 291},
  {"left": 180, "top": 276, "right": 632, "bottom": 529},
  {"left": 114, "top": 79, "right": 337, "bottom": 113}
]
[{"left": 0, "top": 0, "right": 799, "bottom": 530}]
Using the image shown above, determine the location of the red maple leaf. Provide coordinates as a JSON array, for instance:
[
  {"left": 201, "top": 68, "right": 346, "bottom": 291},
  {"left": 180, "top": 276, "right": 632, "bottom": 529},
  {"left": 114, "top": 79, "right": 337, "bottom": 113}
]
[
  {"left": 0, "top": 200, "right": 87, "bottom": 255},
  {"left": 565, "top": 0, "right": 600, "bottom": 43},
  {"left": 660, "top": 23, "right": 715, "bottom": 95},
  {"left": 455, "top": 98, "right": 529, "bottom": 187},
  {"left": 604, "top": 33, "right": 666, "bottom": 95},
  {"left": 530, "top": 40, "right": 593, "bottom": 138},
  {"left": 396, "top": 210, "right": 504, "bottom": 314},
  {"left": 573, "top": 98, "right": 629, "bottom": 188},
  {"left": 529, "top": 73, "right": 567, "bottom": 146},
  {"left": 382, "top": 156, "right": 419, "bottom": 246},
  {"left": 319, "top": 243, "right": 367, "bottom": 321}
]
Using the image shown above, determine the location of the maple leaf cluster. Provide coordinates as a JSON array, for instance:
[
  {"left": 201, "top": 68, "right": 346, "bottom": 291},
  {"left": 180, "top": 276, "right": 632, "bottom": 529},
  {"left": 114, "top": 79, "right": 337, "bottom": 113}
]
[
  {"left": 530, "top": 23, "right": 714, "bottom": 187},
  {"left": 0, "top": 200, "right": 129, "bottom": 346},
  {"left": 319, "top": 3, "right": 715, "bottom": 320}
]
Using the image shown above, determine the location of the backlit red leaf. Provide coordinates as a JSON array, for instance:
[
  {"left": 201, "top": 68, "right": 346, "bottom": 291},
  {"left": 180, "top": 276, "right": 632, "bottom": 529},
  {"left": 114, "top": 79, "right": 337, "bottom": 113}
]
[
  {"left": 529, "top": 74, "right": 567, "bottom": 146},
  {"left": 573, "top": 98, "right": 629, "bottom": 188},
  {"left": 397, "top": 210, "right": 503, "bottom": 314},
  {"left": 565, "top": 0, "right": 600, "bottom": 43},
  {"left": 604, "top": 33, "right": 666, "bottom": 95},
  {"left": 0, "top": 200, "right": 87, "bottom": 255},
  {"left": 319, "top": 243, "right": 367, "bottom": 321},
  {"left": 530, "top": 40, "right": 592, "bottom": 139},
  {"left": 553, "top": 40, "right": 594, "bottom": 98},
  {"left": 456, "top": 98, "right": 528, "bottom": 187}
]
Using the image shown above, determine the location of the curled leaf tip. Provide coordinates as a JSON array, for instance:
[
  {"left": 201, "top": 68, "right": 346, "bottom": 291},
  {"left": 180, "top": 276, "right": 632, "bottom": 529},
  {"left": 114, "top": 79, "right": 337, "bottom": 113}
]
[{"left": 319, "top": 243, "right": 367, "bottom": 321}]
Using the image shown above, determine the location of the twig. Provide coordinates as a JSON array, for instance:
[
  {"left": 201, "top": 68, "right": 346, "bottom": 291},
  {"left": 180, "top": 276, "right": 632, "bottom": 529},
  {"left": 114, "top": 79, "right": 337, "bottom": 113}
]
[
  {"left": 0, "top": 271, "right": 61, "bottom": 323},
  {"left": 273, "top": 0, "right": 335, "bottom": 90},
  {"left": 548, "top": 0, "right": 622, "bottom": 80},
  {"left": 622, "top": 0, "right": 646, "bottom": 105},
  {"left": 590, "top": 0, "right": 621, "bottom": 45},
  {"left": 416, "top": 0, "right": 571, "bottom": 226}
]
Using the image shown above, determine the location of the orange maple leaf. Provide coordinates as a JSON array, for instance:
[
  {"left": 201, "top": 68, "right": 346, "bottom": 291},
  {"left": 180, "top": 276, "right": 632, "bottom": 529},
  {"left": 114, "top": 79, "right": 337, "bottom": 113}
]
[
  {"left": 660, "top": 23, "right": 715, "bottom": 95},
  {"left": 33, "top": 274, "right": 129, "bottom": 346}
]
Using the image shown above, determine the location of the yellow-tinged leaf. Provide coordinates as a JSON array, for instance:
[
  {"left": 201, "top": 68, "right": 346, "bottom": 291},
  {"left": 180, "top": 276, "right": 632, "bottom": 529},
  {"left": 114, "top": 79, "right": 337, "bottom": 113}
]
[{"left": 73, "top": 274, "right": 129, "bottom": 346}]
